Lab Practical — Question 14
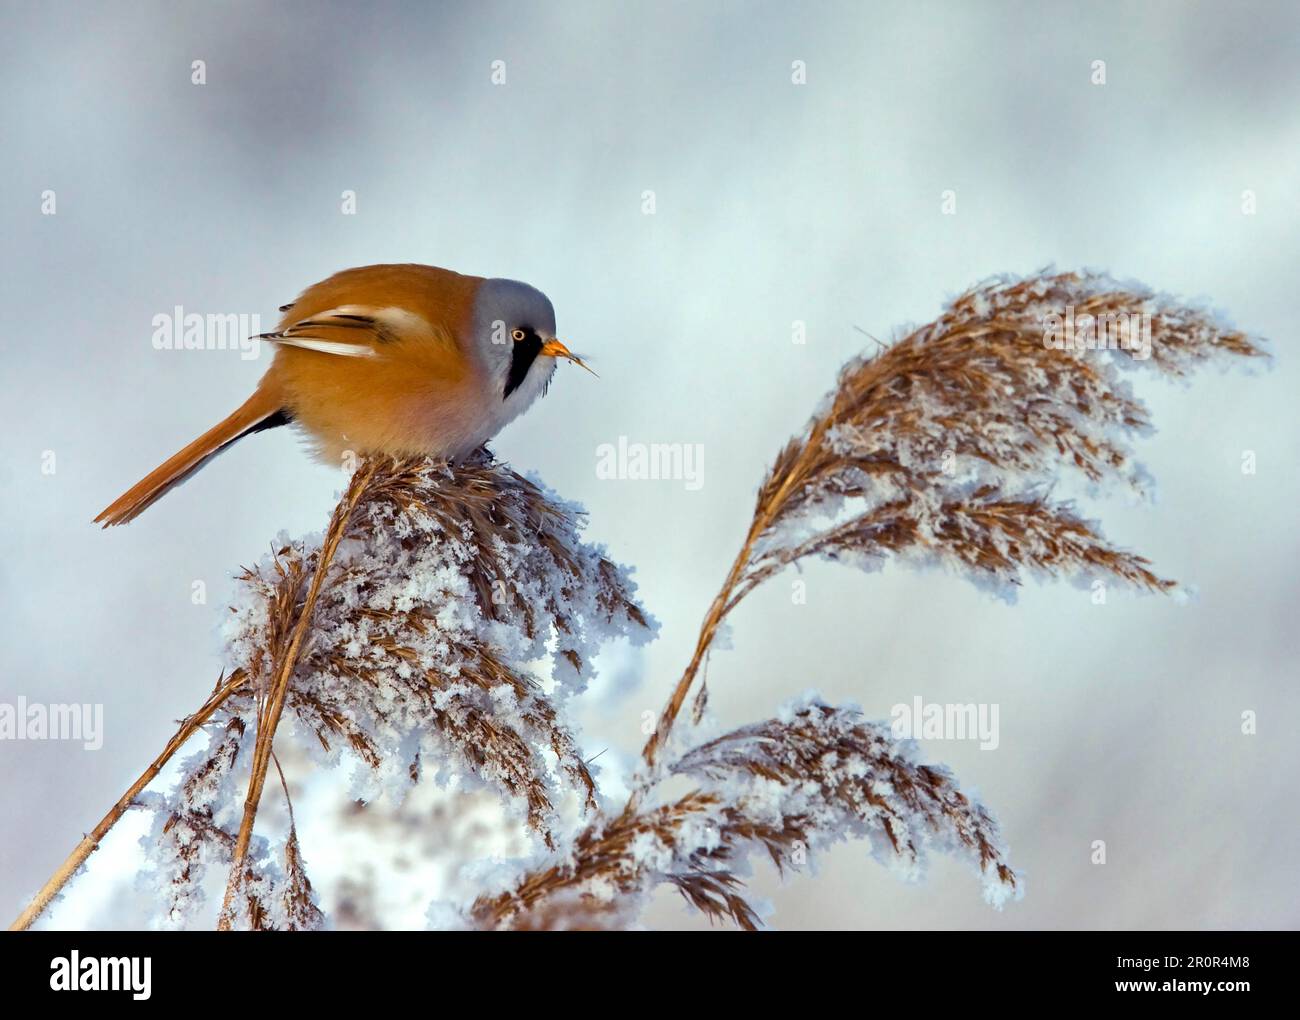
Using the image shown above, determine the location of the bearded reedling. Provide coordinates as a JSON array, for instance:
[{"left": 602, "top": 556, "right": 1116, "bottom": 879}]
[{"left": 95, "top": 263, "right": 594, "bottom": 526}]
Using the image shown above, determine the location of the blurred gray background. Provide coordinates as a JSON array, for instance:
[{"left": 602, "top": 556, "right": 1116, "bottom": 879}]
[{"left": 1, "top": 0, "right": 1297, "bottom": 929}]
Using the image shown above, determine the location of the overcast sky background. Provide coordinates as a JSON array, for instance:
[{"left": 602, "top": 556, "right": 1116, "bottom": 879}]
[{"left": 2, "top": 0, "right": 1297, "bottom": 929}]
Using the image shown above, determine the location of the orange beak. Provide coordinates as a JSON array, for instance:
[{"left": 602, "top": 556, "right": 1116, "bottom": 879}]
[{"left": 540, "top": 338, "right": 598, "bottom": 377}]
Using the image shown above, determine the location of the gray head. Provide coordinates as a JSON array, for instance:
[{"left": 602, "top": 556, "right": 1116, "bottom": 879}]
[
  {"left": 470, "top": 278, "right": 557, "bottom": 401},
  {"left": 468, "top": 278, "right": 591, "bottom": 406}
]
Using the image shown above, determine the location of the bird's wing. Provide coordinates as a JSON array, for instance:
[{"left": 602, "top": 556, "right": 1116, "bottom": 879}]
[{"left": 257, "top": 305, "right": 432, "bottom": 358}]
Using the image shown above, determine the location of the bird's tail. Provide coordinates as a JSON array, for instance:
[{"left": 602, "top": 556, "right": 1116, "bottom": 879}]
[{"left": 94, "top": 387, "right": 289, "bottom": 527}]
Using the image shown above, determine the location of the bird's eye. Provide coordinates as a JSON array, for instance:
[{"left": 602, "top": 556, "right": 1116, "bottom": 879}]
[{"left": 510, "top": 328, "right": 527, "bottom": 342}]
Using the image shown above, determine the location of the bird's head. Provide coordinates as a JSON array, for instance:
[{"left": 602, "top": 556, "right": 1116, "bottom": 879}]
[{"left": 470, "top": 278, "right": 595, "bottom": 404}]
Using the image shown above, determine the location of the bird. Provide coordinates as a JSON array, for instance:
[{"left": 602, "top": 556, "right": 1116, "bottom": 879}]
[{"left": 94, "top": 263, "right": 593, "bottom": 526}]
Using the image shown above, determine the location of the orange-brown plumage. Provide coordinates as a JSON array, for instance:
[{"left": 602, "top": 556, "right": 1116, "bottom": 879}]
[{"left": 96, "top": 263, "right": 587, "bottom": 527}]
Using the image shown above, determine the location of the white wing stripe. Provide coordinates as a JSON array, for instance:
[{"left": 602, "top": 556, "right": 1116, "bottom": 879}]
[{"left": 265, "top": 337, "right": 378, "bottom": 358}]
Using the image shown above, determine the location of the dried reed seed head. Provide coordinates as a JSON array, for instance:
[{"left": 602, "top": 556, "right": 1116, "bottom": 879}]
[
  {"left": 228, "top": 455, "right": 647, "bottom": 829},
  {"left": 675, "top": 703, "right": 1018, "bottom": 898},
  {"left": 147, "top": 452, "right": 653, "bottom": 928},
  {"left": 746, "top": 271, "right": 1266, "bottom": 602},
  {"left": 476, "top": 700, "right": 1019, "bottom": 929}
]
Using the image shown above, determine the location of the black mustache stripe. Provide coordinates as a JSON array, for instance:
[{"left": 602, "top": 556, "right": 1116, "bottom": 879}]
[{"left": 504, "top": 329, "right": 544, "bottom": 399}]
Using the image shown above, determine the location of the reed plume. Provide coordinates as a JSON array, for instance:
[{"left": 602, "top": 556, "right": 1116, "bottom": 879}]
[
  {"left": 104, "top": 453, "right": 651, "bottom": 930},
  {"left": 642, "top": 270, "right": 1267, "bottom": 766},
  {"left": 474, "top": 700, "right": 1018, "bottom": 930}
]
